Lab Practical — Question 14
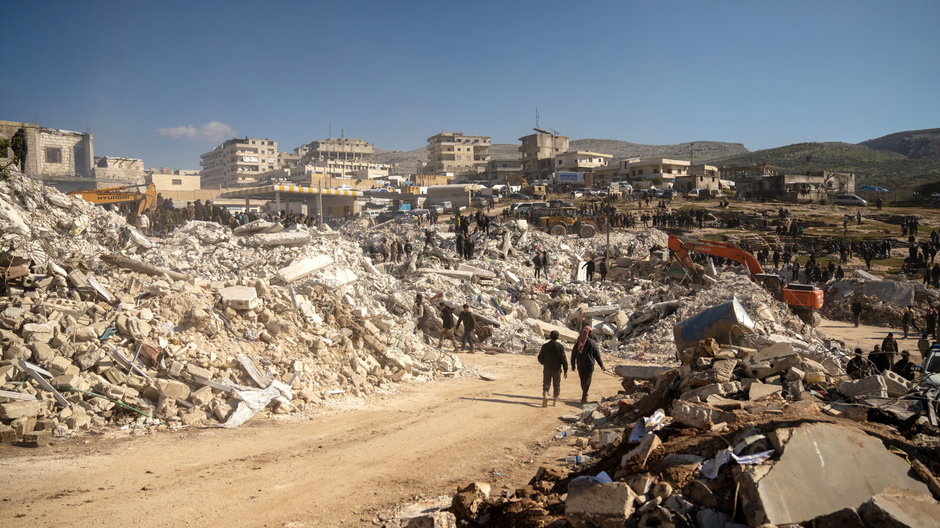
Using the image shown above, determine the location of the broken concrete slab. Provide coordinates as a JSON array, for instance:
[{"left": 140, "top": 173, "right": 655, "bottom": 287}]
[
  {"left": 218, "top": 286, "right": 261, "bottom": 310},
  {"left": 837, "top": 375, "right": 889, "bottom": 399},
  {"left": 748, "top": 381, "right": 783, "bottom": 401},
  {"left": 529, "top": 319, "right": 579, "bottom": 342},
  {"left": 859, "top": 486, "right": 940, "bottom": 528},
  {"left": 566, "top": 481, "right": 635, "bottom": 528},
  {"left": 737, "top": 422, "right": 931, "bottom": 526},
  {"left": 0, "top": 400, "right": 42, "bottom": 420},
  {"left": 277, "top": 254, "right": 333, "bottom": 283},
  {"left": 614, "top": 365, "right": 671, "bottom": 381},
  {"left": 455, "top": 263, "right": 497, "bottom": 280},
  {"left": 671, "top": 400, "right": 736, "bottom": 429},
  {"left": 621, "top": 433, "right": 661, "bottom": 468},
  {"left": 417, "top": 268, "right": 477, "bottom": 280}
]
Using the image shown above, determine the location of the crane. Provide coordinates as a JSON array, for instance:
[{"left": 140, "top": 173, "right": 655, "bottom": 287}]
[{"left": 667, "top": 234, "right": 824, "bottom": 324}]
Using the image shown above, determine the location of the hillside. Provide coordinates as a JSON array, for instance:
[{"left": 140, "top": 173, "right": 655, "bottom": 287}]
[
  {"left": 860, "top": 128, "right": 940, "bottom": 160},
  {"left": 374, "top": 139, "right": 748, "bottom": 173},
  {"left": 713, "top": 142, "right": 940, "bottom": 191},
  {"left": 570, "top": 139, "right": 747, "bottom": 162}
]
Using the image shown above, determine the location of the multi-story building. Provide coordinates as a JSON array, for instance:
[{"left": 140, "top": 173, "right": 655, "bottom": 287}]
[
  {"left": 483, "top": 158, "right": 523, "bottom": 183},
  {"left": 94, "top": 156, "right": 145, "bottom": 186},
  {"left": 200, "top": 138, "right": 279, "bottom": 189},
  {"left": 519, "top": 132, "right": 569, "bottom": 181},
  {"left": 296, "top": 137, "right": 389, "bottom": 179},
  {"left": 554, "top": 151, "right": 612, "bottom": 173},
  {"left": 0, "top": 120, "right": 94, "bottom": 181},
  {"left": 425, "top": 132, "right": 491, "bottom": 175}
]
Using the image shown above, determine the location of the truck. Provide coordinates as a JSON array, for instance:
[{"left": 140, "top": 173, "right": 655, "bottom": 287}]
[{"left": 667, "top": 235, "right": 824, "bottom": 324}]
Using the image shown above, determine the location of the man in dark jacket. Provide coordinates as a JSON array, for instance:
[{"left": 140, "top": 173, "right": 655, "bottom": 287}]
[
  {"left": 438, "top": 302, "right": 456, "bottom": 349},
  {"left": 454, "top": 304, "right": 477, "bottom": 353},
  {"left": 851, "top": 298, "right": 863, "bottom": 327},
  {"left": 571, "top": 326, "right": 606, "bottom": 404},
  {"left": 846, "top": 348, "right": 875, "bottom": 380},
  {"left": 538, "top": 330, "right": 568, "bottom": 407},
  {"left": 879, "top": 333, "right": 899, "bottom": 372},
  {"left": 892, "top": 351, "right": 917, "bottom": 381}
]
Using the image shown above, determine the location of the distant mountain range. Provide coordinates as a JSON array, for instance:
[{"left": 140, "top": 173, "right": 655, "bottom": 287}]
[
  {"left": 373, "top": 129, "right": 940, "bottom": 191},
  {"left": 859, "top": 128, "right": 940, "bottom": 160}
]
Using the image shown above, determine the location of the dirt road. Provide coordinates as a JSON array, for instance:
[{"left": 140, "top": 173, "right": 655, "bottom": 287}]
[
  {"left": 819, "top": 317, "right": 927, "bottom": 362},
  {"left": 0, "top": 353, "right": 624, "bottom": 528}
]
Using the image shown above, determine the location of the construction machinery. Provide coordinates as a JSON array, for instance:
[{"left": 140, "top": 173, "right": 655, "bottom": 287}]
[
  {"left": 68, "top": 183, "right": 158, "bottom": 216},
  {"left": 532, "top": 206, "right": 598, "bottom": 238},
  {"left": 667, "top": 235, "right": 824, "bottom": 324}
]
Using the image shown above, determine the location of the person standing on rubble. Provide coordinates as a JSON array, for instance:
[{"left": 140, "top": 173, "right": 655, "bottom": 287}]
[
  {"left": 598, "top": 258, "right": 608, "bottom": 281},
  {"left": 582, "top": 259, "right": 595, "bottom": 281},
  {"left": 926, "top": 308, "right": 937, "bottom": 340},
  {"left": 438, "top": 302, "right": 457, "bottom": 350},
  {"left": 877, "top": 334, "right": 898, "bottom": 372},
  {"left": 454, "top": 304, "right": 477, "bottom": 353},
  {"left": 541, "top": 251, "right": 550, "bottom": 279},
  {"left": 532, "top": 250, "right": 542, "bottom": 279},
  {"left": 571, "top": 326, "right": 606, "bottom": 404},
  {"left": 538, "top": 330, "right": 568, "bottom": 407},
  {"left": 851, "top": 297, "right": 863, "bottom": 327},
  {"left": 847, "top": 348, "right": 875, "bottom": 380},
  {"left": 414, "top": 294, "right": 431, "bottom": 343}
]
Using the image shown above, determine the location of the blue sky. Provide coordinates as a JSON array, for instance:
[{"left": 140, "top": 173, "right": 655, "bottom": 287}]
[{"left": 2, "top": 0, "right": 938, "bottom": 169}]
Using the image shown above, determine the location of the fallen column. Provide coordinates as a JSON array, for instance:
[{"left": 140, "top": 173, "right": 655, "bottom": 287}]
[{"left": 100, "top": 254, "right": 190, "bottom": 281}]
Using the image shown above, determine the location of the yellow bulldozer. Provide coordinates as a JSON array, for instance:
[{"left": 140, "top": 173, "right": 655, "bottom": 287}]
[
  {"left": 68, "top": 183, "right": 158, "bottom": 216},
  {"left": 531, "top": 206, "right": 598, "bottom": 238}
]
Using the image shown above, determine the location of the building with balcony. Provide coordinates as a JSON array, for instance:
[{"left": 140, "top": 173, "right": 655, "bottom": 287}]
[
  {"left": 519, "top": 132, "right": 569, "bottom": 181},
  {"left": 200, "top": 138, "right": 279, "bottom": 188},
  {"left": 554, "top": 151, "right": 612, "bottom": 173},
  {"left": 294, "top": 137, "right": 389, "bottom": 179},
  {"left": 424, "top": 132, "right": 491, "bottom": 175},
  {"left": 483, "top": 158, "right": 523, "bottom": 183}
]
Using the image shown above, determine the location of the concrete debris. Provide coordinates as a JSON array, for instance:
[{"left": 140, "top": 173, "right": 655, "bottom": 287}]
[{"left": 447, "top": 251, "right": 940, "bottom": 528}]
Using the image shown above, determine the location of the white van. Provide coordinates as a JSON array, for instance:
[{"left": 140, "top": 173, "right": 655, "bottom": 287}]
[{"left": 833, "top": 194, "right": 867, "bottom": 206}]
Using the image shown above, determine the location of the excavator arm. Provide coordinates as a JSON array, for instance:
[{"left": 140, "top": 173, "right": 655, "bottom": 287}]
[
  {"left": 68, "top": 183, "right": 158, "bottom": 216},
  {"left": 668, "top": 235, "right": 765, "bottom": 275}
]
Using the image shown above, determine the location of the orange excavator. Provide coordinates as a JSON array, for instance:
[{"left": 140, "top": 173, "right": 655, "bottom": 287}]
[
  {"left": 668, "top": 234, "right": 824, "bottom": 324},
  {"left": 68, "top": 183, "right": 158, "bottom": 216}
]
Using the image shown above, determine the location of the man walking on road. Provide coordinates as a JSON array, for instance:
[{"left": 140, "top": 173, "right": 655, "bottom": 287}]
[
  {"left": 537, "top": 330, "right": 568, "bottom": 407},
  {"left": 851, "top": 297, "right": 863, "bottom": 327},
  {"left": 878, "top": 333, "right": 899, "bottom": 372},
  {"left": 454, "top": 304, "right": 477, "bottom": 353},
  {"left": 571, "top": 326, "right": 606, "bottom": 404}
]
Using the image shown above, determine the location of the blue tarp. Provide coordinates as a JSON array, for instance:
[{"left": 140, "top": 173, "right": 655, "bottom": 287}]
[{"left": 858, "top": 185, "right": 889, "bottom": 192}]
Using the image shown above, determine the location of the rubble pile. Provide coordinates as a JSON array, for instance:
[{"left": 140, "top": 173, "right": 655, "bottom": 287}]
[
  {"left": 446, "top": 296, "right": 940, "bottom": 527},
  {"left": 823, "top": 272, "right": 940, "bottom": 327},
  {"left": 0, "top": 169, "right": 466, "bottom": 444}
]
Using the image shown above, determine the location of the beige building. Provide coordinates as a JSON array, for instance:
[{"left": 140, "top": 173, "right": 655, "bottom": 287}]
[
  {"left": 0, "top": 120, "right": 94, "bottom": 181},
  {"left": 295, "top": 137, "right": 389, "bottom": 179},
  {"left": 147, "top": 168, "right": 202, "bottom": 192},
  {"left": 200, "top": 137, "right": 279, "bottom": 189},
  {"left": 425, "top": 132, "right": 491, "bottom": 175},
  {"left": 483, "top": 158, "right": 523, "bottom": 183},
  {"left": 94, "top": 156, "right": 145, "bottom": 186},
  {"left": 674, "top": 174, "right": 722, "bottom": 193},
  {"left": 519, "top": 132, "right": 569, "bottom": 180},
  {"left": 554, "top": 151, "right": 612, "bottom": 173},
  {"left": 621, "top": 158, "right": 714, "bottom": 189}
]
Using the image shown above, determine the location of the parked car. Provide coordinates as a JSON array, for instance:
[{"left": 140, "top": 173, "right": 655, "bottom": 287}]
[
  {"left": 508, "top": 192, "right": 532, "bottom": 200},
  {"left": 833, "top": 194, "right": 867, "bottom": 206},
  {"left": 548, "top": 199, "right": 574, "bottom": 208},
  {"left": 428, "top": 204, "right": 444, "bottom": 214}
]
